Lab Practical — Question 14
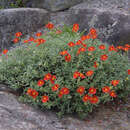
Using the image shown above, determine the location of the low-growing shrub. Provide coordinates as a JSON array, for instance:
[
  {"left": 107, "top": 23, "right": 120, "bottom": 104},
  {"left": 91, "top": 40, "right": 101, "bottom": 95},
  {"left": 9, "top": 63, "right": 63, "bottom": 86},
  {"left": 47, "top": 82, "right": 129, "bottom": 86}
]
[{"left": 0, "top": 23, "right": 129, "bottom": 119}]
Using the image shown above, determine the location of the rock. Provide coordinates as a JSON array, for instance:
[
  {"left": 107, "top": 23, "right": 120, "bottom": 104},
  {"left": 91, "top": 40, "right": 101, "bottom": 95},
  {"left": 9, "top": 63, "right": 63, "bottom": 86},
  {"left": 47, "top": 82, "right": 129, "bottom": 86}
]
[
  {"left": 50, "top": 0, "right": 130, "bottom": 46},
  {"left": 25, "top": 0, "right": 83, "bottom": 11},
  {"left": 0, "top": 90, "right": 130, "bottom": 130},
  {"left": 0, "top": 8, "right": 49, "bottom": 51}
]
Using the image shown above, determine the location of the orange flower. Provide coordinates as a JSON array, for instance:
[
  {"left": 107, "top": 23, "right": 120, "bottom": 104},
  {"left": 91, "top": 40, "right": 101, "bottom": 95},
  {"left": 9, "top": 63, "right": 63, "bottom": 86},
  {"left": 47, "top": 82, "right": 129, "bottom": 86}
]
[
  {"left": 60, "top": 50, "right": 68, "bottom": 55},
  {"left": 89, "top": 95, "right": 99, "bottom": 104},
  {"left": 68, "top": 42, "right": 75, "bottom": 47},
  {"left": 45, "top": 22, "right": 54, "bottom": 29},
  {"left": 125, "top": 44, "right": 130, "bottom": 48},
  {"left": 128, "top": 69, "right": 130, "bottom": 75},
  {"left": 100, "top": 54, "right": 108, "bottom": 61},
  {"left": 52, "top": 84, "right": 59, "bottom": 91},
  {"left": 89, "top": 87, "right": 96, "bottom": 95},
  {"left": 23, "top": 40, "right": 29, "bottom": 43},
  {"left": 111, "top": 80, "right": 120, "bottom": 86},
  {"left": 109, "top": 90, "right": 117, "bottom": 98},
  {"left": 13, "top": 38, "right": 19, "bottom": 43},
  {"left": 86, "top": 70, "right": 94, "bottom": 77},
  {"left": 91, "top": 34, "right": 97, "bottom": 39},
  {"left": 81, "top": 35, "right": 90, "bottom": 41},
  {"left": 36, "top": 32, "right": 42, "bottom": 37},
  {"left": 61, "top": 87, "right": 70, "bottom": 95},
  {"left": 76, "top": 40, "right": 82, "bottom": 45},
  {"left": 89, "top": 28, "right": 97, "bottom": 35},
  {"left": 27, "top": 88, "right": 33, "bottom": 95},
  {"left": 41, "top": 95, "right": 49, "bottom": 103},
  {"left": 88, "top": 46, "right": 95, "bottom": 51},
  {"left": 102, "top": 86, "right": 110, "bottom": 93},
  {"left": 122, "top": 47, "right": 129, "bottom": 51},
  {"left": 93, "top": 61, "right": 98, "bottom": 68},
  {"left": 65, "top": 54, "right": 71, "bottom": 62},
  {"left": 27, "top": 89, "right": 38, "bottom": 99},
  {"left": 50, "top": 75, "right": 56, "bottom": 84},
  {"left": 72, "top": 23, "right": 79, "bottom": 32},
  {"left": 76, "top": 86, "right": 85, "bottom": 95},
  {"left": 79, "top": 73, "right": 86, "bottom": 79},
  {"left": 56, "top": 30, "right": 62, "bottom": 34},
  {"left": 116, "top": 46, "right": 123, "bottom": 50},
  {"left": 58, "top": 90, "right": 64, "bottom": 98},
  {"left": 15, "top": 32, "right": 22, "bottom": 37},
  {"left": 73, "top": 71, "right": 80, "bottom": 79},
  {"left": 29, "top": 37, "right": 35, "bottom": 41},
  {"left": 99, "top": 45, "right": 106, "bottom": 50},
  {"left": 37, "top": 80, "right": 44, "bottom": 87},
  {"left": 44, "top": 73, "right": 52, "bottom": 81},
  {"left": 109, "top": 45, "right": 116, "bottom": 51},
  {"left": 82, "top": 94, "right": 90, "bottom": 102},
  {"left": 3, "top": 49, "right": 8, "bottom": 55}
]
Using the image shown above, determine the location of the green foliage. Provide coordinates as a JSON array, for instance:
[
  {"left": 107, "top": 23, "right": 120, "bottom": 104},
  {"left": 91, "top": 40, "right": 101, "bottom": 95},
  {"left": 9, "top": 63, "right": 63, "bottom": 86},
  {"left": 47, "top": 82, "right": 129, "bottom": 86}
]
[{"left": 0, "top": 24, "right": 129, "bottom": 119}]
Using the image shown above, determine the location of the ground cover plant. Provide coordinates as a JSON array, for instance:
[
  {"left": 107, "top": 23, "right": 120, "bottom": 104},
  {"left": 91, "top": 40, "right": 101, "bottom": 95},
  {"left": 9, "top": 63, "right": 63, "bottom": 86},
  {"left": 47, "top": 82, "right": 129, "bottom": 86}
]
[{"left": 0, "top": 23, "right": 130, "bottom": 119}]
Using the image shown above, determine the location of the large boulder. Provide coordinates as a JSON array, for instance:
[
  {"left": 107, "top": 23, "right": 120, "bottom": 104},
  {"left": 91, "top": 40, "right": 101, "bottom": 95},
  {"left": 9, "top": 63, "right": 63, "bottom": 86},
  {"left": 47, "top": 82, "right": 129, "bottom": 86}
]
[
  {"left": 50, "top": 1, "right": 130, "bottom": 46},
  {"left": 25, "top": 0, "right": 83, "bottom": 11},
  {"left": 0, "top": 8, "right": 49, "bottom": 51},
  {"left": 0, "top": 84, "right": 130, "bottom": 130}
]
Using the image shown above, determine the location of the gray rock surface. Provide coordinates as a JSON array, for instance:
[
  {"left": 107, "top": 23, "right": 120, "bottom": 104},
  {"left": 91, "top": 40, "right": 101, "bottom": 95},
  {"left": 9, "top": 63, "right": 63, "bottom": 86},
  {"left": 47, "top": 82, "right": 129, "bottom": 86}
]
[
  {"left": 0, "top": 90, "right": 130, "bottom": 130},
  {"left": 25, "top": 0, "right": 83, "bottom": 11},
  {"left": 0, "top": 8, "right": 49, "bottom": 51},
  {"left": 50, "top": 1, "right": 130, "bottom": 46}
]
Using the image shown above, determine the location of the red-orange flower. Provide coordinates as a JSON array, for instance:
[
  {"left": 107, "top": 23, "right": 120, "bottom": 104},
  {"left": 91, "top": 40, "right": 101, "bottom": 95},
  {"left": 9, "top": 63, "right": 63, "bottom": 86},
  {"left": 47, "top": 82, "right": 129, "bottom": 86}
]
[
  {"left": 109, "top": 45, "right": 116, "bottom": 51},
  {"left": 99, "top": 45, "right": 106, "bottom": 50},
  {"left": 68, "top": 42, "right": 75, "bottom": 47},
  {"left": 44, "top": 73, "right": 52, "bottom": 81},
  {"left": 125, "top": 44, "right": 130, "bottom": 48},
  {"left": 37, "top": 80, "right": 45, "bottom": 87},
  {"left": 89, "top": 87, "right": 96, "bottom": 95},
  {"left": 109, "top": 90, "right": 117, "bottom": 98},
  {"left": 52, "top": 84, "right": 59, "bottom": 91},
  {"left": 89, "top": 28, "right": 97, "bottom": 35},
  {"left": 13, "top": 38, "right": 19, "bottom": 43},
  {"left": 60, "top": 50, "right": 68, "bottom": 55},
  {"left": 45, "top": 22, "right": 54, "bottom": 29},
  {"left": 23, "top": 40, "right": 29, "bottom": 43},
  {"left": 65, "top": 54, "right": 71, "bottom": 62},
  {"left": 91, "top": 34, "right": 97, "bottom": 39},
  {"left": 123, "top": 47, "right": 129, "bottom": 51},
  {"left": 72, "top": 23, "right": 79, "bottom": 32},
  {"left": 61, "top": 87, "right": 70, "bottom": 95},
  {"left": 56, "top": 30, "right": 62, "bottom": 34},
  {"left": 37, "top": 38, "right": 46, "bottom": 44},
  {"left": 36, "top": 32, "right": 42, "bottom": 37},
  {"left": 89, "top": 95, "right": 99, "bottom": 104},
  {"left": 58, "top": 90, "right": 64, "bottom": 98},
  {"left": 15, "top": 32, "right": 22, "bottom": 37},
  {"left": 86, "top": 70, "right": 94, "bottom": 77},
  {"left": 93, "top": 61, "right": 98, "bottom": 68},
  {"left": 27, "top": 88, "right": 33, "bottom": 95},
  {"left": 41, "top": 95, "right": 49, "bottom": 103},
  {"left": 82, "top": 94, "right": 90, "bottom": 102},
  {"left": 29, "top": 37, "right": 35, "bottom": 41},
  {"left": 111, "top": 80, "right": 120, "bottom": 86},
  {"left": 88, "top": 46, "right": 95, "bottom": 51},
  {"left": 116, "top": 46, "right": 123, "bottom": 50},
  {"left": 81, "top": 35, "right": 90, "bottom": 41},
  {"left": 76, "top": 40, "right": 82, "bottom": 45},
  {"left": 27, "top": 89, "right": 38, "bottom": 99},
  {"left": 79, "top": 73, "right": 86, "bottom": 79},
  {"left": 128, "top": 69, "right": 130, "bottom": 75},
  {"left": 102, "top": 86, "right": 110, "bottom": 93},
  {"left": 76, "top": 86, "right": 85, "bottom": 95},
  {"left": 73, "top": 71, "right": 80, "bottom": 79},
  {"left": 3, "top": 49, "right": 8, "bottom": 55},
  {"left": 100, "top": 54, "right": 108, "bottom": 61}
]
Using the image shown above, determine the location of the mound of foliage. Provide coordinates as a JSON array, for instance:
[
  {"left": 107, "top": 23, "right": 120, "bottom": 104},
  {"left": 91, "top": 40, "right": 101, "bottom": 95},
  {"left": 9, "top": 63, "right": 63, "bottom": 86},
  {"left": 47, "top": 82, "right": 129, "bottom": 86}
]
[{"left": 0, "top": 23, "right": 130, "bottom": 119}]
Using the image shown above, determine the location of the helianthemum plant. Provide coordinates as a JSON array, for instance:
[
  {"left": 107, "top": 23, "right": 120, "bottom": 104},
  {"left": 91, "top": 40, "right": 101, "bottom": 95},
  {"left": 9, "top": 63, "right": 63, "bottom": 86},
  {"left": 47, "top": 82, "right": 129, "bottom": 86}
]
[{"left": 0, "top": 22, "right": 129, "bottom": 119}]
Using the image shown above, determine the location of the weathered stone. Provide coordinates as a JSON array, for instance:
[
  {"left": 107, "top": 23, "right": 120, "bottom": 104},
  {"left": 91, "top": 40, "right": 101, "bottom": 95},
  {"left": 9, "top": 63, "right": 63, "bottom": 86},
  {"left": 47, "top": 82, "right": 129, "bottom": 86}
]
[
  {"left": 25, "top": 0, "right": 83, "bottom": 11},
  {"left": 0, "top": 8, "right": 49, "bottom": 51},
  {"left": 50, "top": 1, "right": 130, "bottom": 46},
  {"left": 0, "top": 90, "right": 130, "bottom": 130}
]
